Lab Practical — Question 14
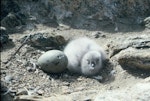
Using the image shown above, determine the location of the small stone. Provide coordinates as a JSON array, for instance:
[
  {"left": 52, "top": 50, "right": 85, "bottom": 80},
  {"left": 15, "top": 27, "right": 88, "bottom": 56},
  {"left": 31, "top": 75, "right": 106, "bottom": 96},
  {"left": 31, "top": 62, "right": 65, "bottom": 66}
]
[
  {"left": 144, "top": 77, "right": 150, "bottom": 82},
  {"left": 110, "top": 70, "right": 116, "bottom": 76},
  {"left": 92, "top": 31, "right": 106, "bottom": 38},
  {"left": 16, "top": 89, "right": 28, "bottom": 95},
  {"left": 5, "top": 75, "right": 13, "bottom": 83},
  {"left": 83, "top": 98, "right": 92, "bottom": 101},
  {"left": 62, "top": 74, "right": 69, "bottom": 78},
  {"left": 92, "top": 31, "right": 101, "bottom": 38},
  {"left": 144, "top": 16, "right": 150, "bottom": 29},
  {"left": 77, "top": 77, "right": 83, "bottom": 81},
  {"left": 93, "top": 76, "right": 103, "bottom": 81},
  {"left": 36, "top": 89, "right": 44, "bottom": 95},
  {"left": 26, "top": 66, "right": 36, "bottom": 72}
]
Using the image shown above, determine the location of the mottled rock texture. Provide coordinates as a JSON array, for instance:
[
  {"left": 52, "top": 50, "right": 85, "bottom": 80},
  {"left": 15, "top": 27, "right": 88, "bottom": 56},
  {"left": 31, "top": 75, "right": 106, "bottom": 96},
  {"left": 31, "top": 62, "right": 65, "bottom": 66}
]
[
  {"left": 118, "top": 48, "right": 150, "bottom": 70},
  {"left": 1, "top": 0, "right": 150, "bottom": 30}
]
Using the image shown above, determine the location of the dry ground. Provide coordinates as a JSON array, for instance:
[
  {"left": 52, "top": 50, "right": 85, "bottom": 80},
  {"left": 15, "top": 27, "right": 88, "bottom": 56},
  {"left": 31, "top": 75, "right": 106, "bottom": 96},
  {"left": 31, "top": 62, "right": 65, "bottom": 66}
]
[{"left": 1, "top": 24, "right": 150, "bottom": 100}]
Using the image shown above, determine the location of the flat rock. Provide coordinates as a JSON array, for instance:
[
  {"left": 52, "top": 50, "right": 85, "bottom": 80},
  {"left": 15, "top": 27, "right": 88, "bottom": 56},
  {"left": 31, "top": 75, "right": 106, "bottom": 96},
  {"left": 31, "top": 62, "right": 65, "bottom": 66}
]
[
  {"left": 20, "top": 33, "right": 66, "bottom": 51},
  {"left": 14, "top": 90, "right": 98, "bottom": 101},
  {"left": 108, "top": 35, "right": 150, "bottom": 57},
  {"left": 117, "top": 48, "right": 150, "bottom": 70},
  {"left": 14, "top": 80, "right": 150, "bottom": 101},
  {"left": 95, "top": 81, "right": 150, "bottom": 101}
]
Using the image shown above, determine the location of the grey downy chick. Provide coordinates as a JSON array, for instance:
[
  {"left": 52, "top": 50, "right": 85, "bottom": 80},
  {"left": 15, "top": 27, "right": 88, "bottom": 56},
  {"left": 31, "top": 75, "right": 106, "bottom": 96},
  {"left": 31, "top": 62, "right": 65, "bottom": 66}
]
[{"left": 64, "top": 37, "right": 107, "bottom": 76}]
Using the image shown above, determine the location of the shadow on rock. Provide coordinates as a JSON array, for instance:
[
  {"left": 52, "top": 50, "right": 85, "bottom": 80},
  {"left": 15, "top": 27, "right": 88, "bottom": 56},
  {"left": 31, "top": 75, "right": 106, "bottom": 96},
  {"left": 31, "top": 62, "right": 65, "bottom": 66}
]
[
  {"left": 0, "top": 41, "right": 15, "bottom": 52},
  {"left": 117, "top": 48, "right": 150, "bottom": 78},
  {"left": 98, "top": 59, "right": 116, "bottom": 83},
  {"left": 120, "top": 66, "right": 150, "bottom": 78}
]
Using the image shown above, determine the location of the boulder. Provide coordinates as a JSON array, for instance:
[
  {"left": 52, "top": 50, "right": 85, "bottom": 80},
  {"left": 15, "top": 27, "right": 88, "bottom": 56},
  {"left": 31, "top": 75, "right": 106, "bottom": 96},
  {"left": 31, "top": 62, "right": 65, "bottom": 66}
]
[
  {"left": 108, "top": 35, "right": 150, "bottom": 57},
  {"left": 20, "top": 33, "right": 66, "bottom": 51},
  {"left": 117, "top": 48, "right": 150, "bottom": 70}
]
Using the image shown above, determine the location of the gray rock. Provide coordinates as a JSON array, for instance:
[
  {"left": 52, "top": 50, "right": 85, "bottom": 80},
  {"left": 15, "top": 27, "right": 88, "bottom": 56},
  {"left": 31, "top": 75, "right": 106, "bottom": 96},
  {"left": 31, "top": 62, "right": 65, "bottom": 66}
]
[
  {"left": 108, "top": 35, "right": 150, "bottom": 57},
  {"left": 0, "top": 26, "right": 12, "bottom": 47},
  {"left": 16, "top": 89, "right": 28, "bottom": 95},
  {"left": 95, "top": 82, "right": 150, "bottom": 101},
  {"left": 38, "top": 50, "right": 68, "bottom": 73},
  {"left": 117, "top": 48, "right": 150, "bottom": 70},
  {"left": 26, "top": 66, "right": 36, "bottom": 72},
  {"left": 14, "top": 90, "right": 98, "bottom": 101},
  {"left": 92, "top": 31, "right": 106, "bottom": 38},
  {"left": 144, "top": 16, "right": 150, "bottom": 29},
  {"left": 5, "top": 75, "right": 13, "bottom": 83},
  {"left": 1, "top": 12, "right": 23, "bottom": 28},
  {"left": 20, "top": 33, "right": 66, "bottom": 51}
]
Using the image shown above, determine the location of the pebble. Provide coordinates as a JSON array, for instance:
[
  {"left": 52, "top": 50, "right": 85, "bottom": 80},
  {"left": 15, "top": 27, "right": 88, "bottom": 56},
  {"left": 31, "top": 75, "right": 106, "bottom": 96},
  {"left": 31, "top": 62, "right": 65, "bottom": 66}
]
[
  {"left": 36, "top": 89, "right": 44, "bottom": 95},
  {"left": 92, "top": 31, "right": 106, "bottom": 38},
  {"left": 93, "top": 76, "right": 103, "bottom": 81},
  {"left": 5, "top": 75, "right": 13, "bottom": 83},
  {"left": 144, "top": 77, "right": 150, "bottom": 82},
  {"left": 16, "top": 89, "right": 28, "bottom": 95},
  {"left": 92, "top": 31, "right": 101, "bottom": 38},
  {"left": 110, "top": 70, "right": 116, "bottom": 76},
  {"left": 26, "top": 66, "right": 36, "bottom": 72}
]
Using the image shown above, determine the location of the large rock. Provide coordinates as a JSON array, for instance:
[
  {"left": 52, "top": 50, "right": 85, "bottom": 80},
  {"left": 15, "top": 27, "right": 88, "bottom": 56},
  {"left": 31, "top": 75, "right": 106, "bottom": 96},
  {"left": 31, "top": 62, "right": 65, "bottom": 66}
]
[
  {"left": 117, "top": 48, "right": 150, "bottom": 70},
  {"left": 1, "top": 0, "right": 150, "bottom": 31},
  {"left": 95, "top": 81, "right": 150, "bottom": 101},
  {"left": 108, "top": 34, "right": 150, "bottom": 70},
  {"left": 1, "top": 12, "right": 26, "bottom": 29},
  {"left": 20, "top": 32, "right": 66, "bottom": 51},
  {"left": 108, "top": 35, "right": 150, "bottom": 57}
]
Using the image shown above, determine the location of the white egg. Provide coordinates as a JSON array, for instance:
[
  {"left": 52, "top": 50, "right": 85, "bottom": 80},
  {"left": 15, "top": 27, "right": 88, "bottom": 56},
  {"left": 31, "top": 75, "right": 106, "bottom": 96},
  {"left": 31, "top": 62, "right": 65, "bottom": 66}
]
[{"left": 38, "top": 50, "right": 68, "bottom": 73}]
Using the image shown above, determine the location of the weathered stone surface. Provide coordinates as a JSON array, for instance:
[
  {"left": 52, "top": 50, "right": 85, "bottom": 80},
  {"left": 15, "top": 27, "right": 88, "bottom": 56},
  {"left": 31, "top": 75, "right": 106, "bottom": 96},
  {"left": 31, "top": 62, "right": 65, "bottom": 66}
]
[
  {"left": 117, "top": 48, "right": 150, "bottom": 70},
  {"left": 1, "top": 12, "right": 26, "bottom": 31},
  {"left": 144, "top": 16, "right": 150, "bottom": 29},
  {"left": 1, "top": 0, "right": 150, "bottom": 32},
  {"left": 95, "top": 81, "right": 150, "bottom": 101},
  {"left": 108, "top": 35, "right": 150, "bottom": 57},
  {"left": 20, "top": 33, "right": 66, "bottom": 51},
  {"left": 14, "top": 90, "right": 98, "bottom": 101},
  {"left": 14, "top": 79, "right": 150, "bottom": 101}
]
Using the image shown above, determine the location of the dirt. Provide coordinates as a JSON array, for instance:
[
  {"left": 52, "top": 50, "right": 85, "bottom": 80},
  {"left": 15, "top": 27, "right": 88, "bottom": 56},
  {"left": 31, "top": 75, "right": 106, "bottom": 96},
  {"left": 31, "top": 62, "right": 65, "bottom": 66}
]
[{"left": 1, "top": 24, "right": 149, "bottom": 100}]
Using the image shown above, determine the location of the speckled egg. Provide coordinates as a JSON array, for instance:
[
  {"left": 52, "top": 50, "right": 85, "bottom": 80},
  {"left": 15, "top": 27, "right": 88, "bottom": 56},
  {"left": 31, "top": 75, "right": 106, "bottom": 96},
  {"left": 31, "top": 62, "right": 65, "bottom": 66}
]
[{"left": 38, "top": 50, "right": 68, "bottom": 73}]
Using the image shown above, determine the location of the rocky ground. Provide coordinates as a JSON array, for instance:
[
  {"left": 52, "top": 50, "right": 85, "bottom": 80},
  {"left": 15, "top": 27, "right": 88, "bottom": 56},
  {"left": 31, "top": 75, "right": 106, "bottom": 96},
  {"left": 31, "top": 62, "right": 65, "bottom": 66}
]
[
  {"left": 1, "top": 24, "right": 150, "bottom": 101},
  {"left": 1, "top": 0, "right": 150, "bottom": 101}
]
